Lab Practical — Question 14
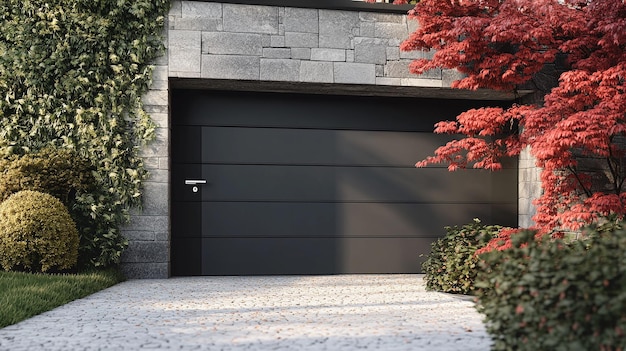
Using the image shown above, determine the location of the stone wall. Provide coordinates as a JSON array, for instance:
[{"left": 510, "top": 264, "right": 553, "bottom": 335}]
[
  {"left": 166, "top": 1, "right": 462, "bottom": 86},
  {"left": 518, "top": 147, "right": 542, "bottom": 228},
  {"left": 120, "top": 0, "right": 533, "bottom": 278}
]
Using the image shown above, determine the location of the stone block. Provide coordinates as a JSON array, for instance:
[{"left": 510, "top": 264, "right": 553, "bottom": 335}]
[
  {"left": 284, "top": 8, "right": 318, "bottom": 33},
  {"left": 399, "top": 48, "right": 431, "bottom": 60},
  {"left": 346, "top": 50, "right": 354, "bottom": 62},
  {"left": 223, "top": 4, "right": 279, "bottom": 34},
  {"left": 519, "top": 168, "right": 535, "bottom": 184},
  {"left": 168, "top": 30, "right": 201, "bottom": 72},
  {"left": 518, "top": 215, "right": 535, "bottom": 229},
  {"left": 375, "top": 22, "right": 408, "bottom": 39},
  {"left": 518, "top": 197, "right": 533, "bottom": 216},
  {"left": 385, "top": 60, "right": 441, "bottom": 79},
  {"left": 408, "top": 17, "right": 420, "bottom": 33},
  {"left": 144, "top": 104, "right": 168, "bottom": 114},
  {"left": 291, "top": 47, "right": 311, "bottom": 60},
  {"left": 149, "top": 79, "right": 168, "bottom": 91},
  {"left": 121, "top": 241, "right": 169, "bottom": 263},
  {"left": 201, "top": 55, "right": 260, "bottom": 80},
  {"left": 442, "top": 68, "right": 466, "bottom": 87},
  {"left": 121, "top": 262, "right": 169, "bottom": 279},
  {"left": 159, "top": 157, "right": 170, "bottom": 170},
  {"left": 155, "top": 232, "right": 169, "bottom": 241},
  {"left": 359, "top": 12, "right": 404, "bottom": 23},
  {"left": 360, "top": 22, "right": 375, "bottom": 37},
  {"left": 300, "top": 61, "right": 333, "bottom": 83},
  {"left": 263, "top": 48, "right": 291, "bottom": 59},
  {"left": 169, "top": 70, "right": 201, "bottom": 78},
  {"left": 334, "top": 62, "right": 375, "bottom": 84},
  {"left": 319, "top": 10, "right": 359, "bottom": 49},
  {"left": 262, "top": 34, "right": 271, "bottom": 47},
  {"left": 153, "top": 48, "right": 169, "bottom": 66},
  {"left": 375, "top": 64, "right": 384, "bottom": 77},
  {"left": 123, "top": 215, "right": 169, "bottom": 232},
  {"left": 142, "top": 90, "right": 168, "bottom": 107},
  {"left": 270, "top": 35, "right": 285, "bottom": 47},
  {"left": 141, "top": 182, "right": 169, "bottom": 216},
  {"left": 181, "top": 1, "right": 222, "bottom": 18},
  {"left": 519, "top": 181, "right": 533, "bottom": 198},
  {"left": 140, "top": 128, "right": 169, "bottom": 158},
  {"left": 284, "top": 32, "right": 318, "bottom": 48},
  {"left": 400, "top": 78, "right": 442, "bottom": 88},
  {"left": 202, "top": 32, "right": 262, "bottom": 56},
  {"left": 311, "top": 48, "right": 345, "bottom": 62},
  {"left": 149, "top": 112, "right": 168, "bottom": 129},
  {"left": 260, "top": 59, "right": 300, "bottom": 81},
  {"left": 169, "top": 0, "right": 182, "bottom": 17},
  {"left": 171, "top": 17, "right": 222, "bottom": 31},
  {"left": 151, "top": 65, "right": 168, "bottom": 85},
  {"left": 386, "top": 46, "right": 400, "bottom": 60},
  {"left": 122, "top": 231, "right": 156, "bottom": 241},
  {"left": 143, "top": 157, "right": 160, "bottom": 170},
  {"left": 147, "top": 169, "right": 169, "bottom": 184},
  {"left": 376, "top": 77, "right": 402, "bottom": 86},
  {"left": 384, "top": 60, "right": 410, "bottom": 78},
  {"left": 354, "top": 37, "right": 387, "bottom": 64}
]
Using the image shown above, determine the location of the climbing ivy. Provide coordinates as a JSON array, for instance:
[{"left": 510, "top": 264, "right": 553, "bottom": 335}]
[{"left": 0, "top": 0, "right": 170, "bottom": 267}]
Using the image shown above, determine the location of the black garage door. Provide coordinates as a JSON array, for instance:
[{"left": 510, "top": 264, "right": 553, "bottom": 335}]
[{"left": 171, "top": 89, "right": 517, "bottom": 276}]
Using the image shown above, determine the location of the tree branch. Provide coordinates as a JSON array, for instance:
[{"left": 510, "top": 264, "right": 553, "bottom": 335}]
[{"left": 567, "top": 165, "right": 593, "bottom": 197}]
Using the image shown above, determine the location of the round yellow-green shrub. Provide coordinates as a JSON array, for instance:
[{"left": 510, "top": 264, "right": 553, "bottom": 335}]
[{"left": 0, "top": 190, "right": 79, "bottom": 272}]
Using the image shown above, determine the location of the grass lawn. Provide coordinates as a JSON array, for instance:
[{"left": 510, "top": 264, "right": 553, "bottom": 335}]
[{"left": 0, "top": 269, "right": 124, "bottom": 328}]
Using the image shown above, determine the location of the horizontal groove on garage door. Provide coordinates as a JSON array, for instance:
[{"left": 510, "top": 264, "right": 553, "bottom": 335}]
[
  {"left": 172, "top": 237, "right": 439, "bottom": 275},
  {"left": 172, "top": 165, "right": 517, "bottom": 202},
  {"left": 173, "top": 126, "right": 460, "bottom": 166},
  {"left": 171, "top": 202, "right": 517, "bottom": 238},
  {"left": 172, "top": 90, "right": 510, "bottom": 131}
]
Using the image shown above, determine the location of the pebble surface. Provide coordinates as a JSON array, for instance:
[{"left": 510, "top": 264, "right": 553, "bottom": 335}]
[{"left": 0, "top": 275, "right": 491, "bottom": 350}]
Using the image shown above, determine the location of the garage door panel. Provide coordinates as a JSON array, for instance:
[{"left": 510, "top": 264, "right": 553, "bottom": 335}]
[
  {"left": 172, "top": 202, "right": 516, "bottom": 238},
  {"left": 199, "top": 237, "right": 436, "bottom": 275},
  {"left": 172, "top": 90, "right": 495, "bottom": 132},
  {"left": 171, "top": 202, "right": 202, "bottom": 237},
  {"left": 201, "top": 238, "right": 340, "bottom": 275},
  {"left": 187, "top": 165, "right": 516, "bottom": 203},
  {"left": 171, "top": 237, "right": 202, "bottom": 276},
  {"left": 171, "top": 126, "right": 202, "bottom": 164},
  {"left": 171, "top": 164, "right": 202, "bottom": 202},
  {"left": 171, "top": 89, "right": 518, "bottom": 276},
  {"left": 195, "top": 126, "right": 456, "bottom": 167}
]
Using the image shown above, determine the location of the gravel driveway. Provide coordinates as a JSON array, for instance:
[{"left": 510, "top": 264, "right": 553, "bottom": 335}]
[{"left": 0, "top": 275, "right": 491, "bottom": 350}]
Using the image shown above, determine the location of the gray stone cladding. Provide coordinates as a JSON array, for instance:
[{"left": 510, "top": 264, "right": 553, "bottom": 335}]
[
  {"left": 122, "top": 0, "right": 536, "bottom": 278},
  {"left": 518, "top": 147, "right": 542, "bottom": 228},
  {"left": 167, "top": 1, "right": 451, "bottom": 86}
]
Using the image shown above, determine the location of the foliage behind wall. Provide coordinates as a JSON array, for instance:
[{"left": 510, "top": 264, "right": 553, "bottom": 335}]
[{"left": 0, "top": 0, "right": 170, "bottom": 267}]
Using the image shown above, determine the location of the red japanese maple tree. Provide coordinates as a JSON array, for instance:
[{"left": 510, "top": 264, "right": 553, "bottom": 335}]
[{"left": 402, "top": 0, "right": 626, "bottom": 232}]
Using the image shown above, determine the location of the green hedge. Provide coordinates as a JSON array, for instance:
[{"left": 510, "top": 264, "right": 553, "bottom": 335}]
[
  {"left": 421, "top": 219, "right": 505, "bottom": 294},
  {"left": 0, "top": 190, "right": 79, "bottom": 273},
  {"left": 0, "top": 0, "right": 170, "bottom": 267},
  {"left": 475, "top": 221, "right": 626, "bottom": 351}
]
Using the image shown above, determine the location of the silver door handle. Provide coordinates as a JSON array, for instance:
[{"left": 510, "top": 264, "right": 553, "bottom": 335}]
[{"left": 185, "top": 179, "right": 207, "bottom": 185}]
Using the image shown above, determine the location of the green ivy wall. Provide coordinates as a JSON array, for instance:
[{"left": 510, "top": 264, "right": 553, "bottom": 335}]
[{"left": 0, "top": 0, "right": 171, "bottom": 271}]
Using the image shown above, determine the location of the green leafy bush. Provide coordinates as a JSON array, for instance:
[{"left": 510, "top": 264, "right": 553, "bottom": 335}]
[
  {"left": 421, "top": 219, "right": 505, "bottom": 294},
  {"left": 0, "top": 147, "right": 95, "bottom": 205},
  {"left": 475, "top": 223, "right": 626, "bottom": 351},
  {"left": 0, "top": 147, "right": 119, "bottom": 268},
  {"left": 0, "top": 0, "right": 170, "bottom": 267},
  {"left": 0, "top": 190, "right": 79, "bottom": 273}
]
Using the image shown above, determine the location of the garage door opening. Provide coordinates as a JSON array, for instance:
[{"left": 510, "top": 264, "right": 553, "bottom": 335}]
[{"left": 171, "top": 89, "right": 517, "bottom": 276}]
